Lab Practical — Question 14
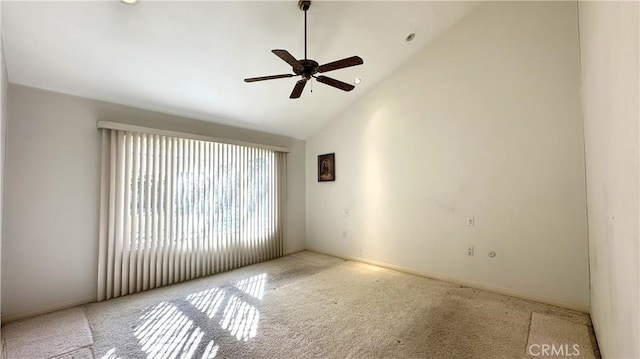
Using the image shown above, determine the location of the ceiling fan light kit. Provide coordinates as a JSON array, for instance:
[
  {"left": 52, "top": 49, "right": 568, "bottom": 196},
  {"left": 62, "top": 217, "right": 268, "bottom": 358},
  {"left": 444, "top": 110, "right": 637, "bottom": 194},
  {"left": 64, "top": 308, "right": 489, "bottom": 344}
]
[{"left": 244, "top": 0, "right": 364, "bottom": 99}]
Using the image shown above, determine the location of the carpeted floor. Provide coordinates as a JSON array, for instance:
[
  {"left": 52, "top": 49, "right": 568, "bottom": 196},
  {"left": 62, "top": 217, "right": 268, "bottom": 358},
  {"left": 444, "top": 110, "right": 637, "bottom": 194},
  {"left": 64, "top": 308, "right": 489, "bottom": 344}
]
[
  {"left": 3, "top": 251, "right": 600, "bottom": 359},
  {"left": 2, "top": 308, "right": 93, "bottom": 359}
]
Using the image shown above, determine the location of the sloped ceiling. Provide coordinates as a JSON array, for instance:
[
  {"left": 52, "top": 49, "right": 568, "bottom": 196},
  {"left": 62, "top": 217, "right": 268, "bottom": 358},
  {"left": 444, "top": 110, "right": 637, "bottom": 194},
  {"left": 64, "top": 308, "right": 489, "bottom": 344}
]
[{"left": 2, "top": 1, "right": 478, "bottom": 139}]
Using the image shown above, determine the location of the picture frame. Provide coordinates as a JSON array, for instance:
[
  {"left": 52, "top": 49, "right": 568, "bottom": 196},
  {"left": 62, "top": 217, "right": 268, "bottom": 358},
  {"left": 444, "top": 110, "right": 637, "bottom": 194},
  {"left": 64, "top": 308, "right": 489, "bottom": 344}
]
[{"left": 318, "top": 153, "right": 335, "bottom": 182}]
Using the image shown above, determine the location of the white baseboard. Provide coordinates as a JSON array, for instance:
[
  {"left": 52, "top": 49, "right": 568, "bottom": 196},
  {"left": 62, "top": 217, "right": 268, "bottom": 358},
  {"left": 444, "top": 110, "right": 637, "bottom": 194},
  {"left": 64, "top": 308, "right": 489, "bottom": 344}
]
[
  {"left": 1, "top": 295, "right": 96, "bottom": 324},
  {"left": 305, "top": 248, "right": 590, "bottom": 314}
]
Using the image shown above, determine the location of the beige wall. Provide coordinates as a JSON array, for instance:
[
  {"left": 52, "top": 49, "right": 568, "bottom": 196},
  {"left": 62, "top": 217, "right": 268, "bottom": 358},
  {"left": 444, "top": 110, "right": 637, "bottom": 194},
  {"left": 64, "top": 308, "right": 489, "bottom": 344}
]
[
  {"left": 0, "top": 1, "right": 6, "bottom": 345},
  {"left": 578, "top": 1, "right": 640, "bottom": 357},
  {"left": 2, "top": 84, "right": 305, "bottom": 320},
  {"left": 306, "top": 1, "right": 590, "bottom": 310}
]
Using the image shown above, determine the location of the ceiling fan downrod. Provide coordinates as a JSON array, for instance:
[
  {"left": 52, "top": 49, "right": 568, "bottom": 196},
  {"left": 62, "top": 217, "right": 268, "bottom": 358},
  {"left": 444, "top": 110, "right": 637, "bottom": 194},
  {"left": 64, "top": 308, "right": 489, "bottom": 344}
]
[{"left": 299, "top": 0, "right": 311, "bottom": 60}]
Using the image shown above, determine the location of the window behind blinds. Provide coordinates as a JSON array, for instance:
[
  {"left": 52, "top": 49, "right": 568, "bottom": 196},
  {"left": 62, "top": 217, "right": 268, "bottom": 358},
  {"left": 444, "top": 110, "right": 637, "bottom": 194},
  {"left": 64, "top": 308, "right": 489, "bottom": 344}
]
[{"left": 98, "top": 129, "right": 285, "bottom": 301}]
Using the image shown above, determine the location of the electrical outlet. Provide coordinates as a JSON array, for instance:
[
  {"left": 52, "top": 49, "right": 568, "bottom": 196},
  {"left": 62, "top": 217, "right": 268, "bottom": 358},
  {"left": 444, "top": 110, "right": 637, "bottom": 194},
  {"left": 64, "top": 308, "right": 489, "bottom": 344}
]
[
  {"left": 467, "top": 245, "right": 474, "bottom": 256},
  {"left": 467, "top": 217, "right": 475, "bottom": 227}
]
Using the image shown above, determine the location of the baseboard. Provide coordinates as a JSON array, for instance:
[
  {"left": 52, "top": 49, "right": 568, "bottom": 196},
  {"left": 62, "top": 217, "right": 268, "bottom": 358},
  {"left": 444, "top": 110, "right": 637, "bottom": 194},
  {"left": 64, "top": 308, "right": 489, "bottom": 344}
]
[
  {"left": 1, "top": 250, "right": 303, "bottom": 325},
  {"left": 305, "top": 248, "right": 590, "bottom": 314},
  {"left": 2, "top": 250, "right": 588, "bottom": 324},
  {"left": 284, "top": 248, "right": 307, "bottom": 256},
  {"left": 3, "top": 250, "right": 304, "bottom": 325},
  {"left": 1, "top": 295, "right": 96, "bottom": 324}
]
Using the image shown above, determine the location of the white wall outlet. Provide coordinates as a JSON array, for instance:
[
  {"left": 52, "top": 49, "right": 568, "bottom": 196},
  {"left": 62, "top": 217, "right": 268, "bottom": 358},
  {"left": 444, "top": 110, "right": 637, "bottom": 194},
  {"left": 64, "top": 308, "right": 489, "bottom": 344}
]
[
  {"left": 467, "top": 245, "right": 474, "bottom": 256},
  {"left": 342, "top": 209, "right": 350, "bottom": 217},
  {"left": 467, "top": 217, "right": 475, "bottom": 227}
]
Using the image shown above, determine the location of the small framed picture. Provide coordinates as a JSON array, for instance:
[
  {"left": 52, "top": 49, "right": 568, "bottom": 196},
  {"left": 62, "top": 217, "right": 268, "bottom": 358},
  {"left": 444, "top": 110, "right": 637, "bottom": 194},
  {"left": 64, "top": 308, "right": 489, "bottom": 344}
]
[{"left": 318, "top": 153, "right": 335, "bottom": 182}]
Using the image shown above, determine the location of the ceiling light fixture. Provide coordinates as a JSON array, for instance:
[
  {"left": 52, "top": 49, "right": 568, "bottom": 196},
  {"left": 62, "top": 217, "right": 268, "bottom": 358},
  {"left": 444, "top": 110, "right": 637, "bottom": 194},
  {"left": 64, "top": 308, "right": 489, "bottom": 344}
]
[
  {"left": 121, "top": 0, "right": 138, "bottom": 4},
  {"left": 406, "top": 33, "right": 416, "bottom": 42},
  {"left": 354, "top": 78, "right": 362, "bottom": 85}
]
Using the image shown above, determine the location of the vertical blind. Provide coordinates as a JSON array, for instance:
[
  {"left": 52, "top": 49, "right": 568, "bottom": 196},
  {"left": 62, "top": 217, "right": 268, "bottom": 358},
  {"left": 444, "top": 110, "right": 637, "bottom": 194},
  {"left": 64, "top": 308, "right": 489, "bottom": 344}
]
[{"left": 98, "top": 128, "right": 286, "bottom": 301}]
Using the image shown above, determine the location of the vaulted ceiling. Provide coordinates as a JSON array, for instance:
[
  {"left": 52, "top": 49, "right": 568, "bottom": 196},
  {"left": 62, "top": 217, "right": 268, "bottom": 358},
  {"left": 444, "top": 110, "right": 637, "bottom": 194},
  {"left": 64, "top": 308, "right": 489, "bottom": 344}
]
[{"left": 2, "top": 1, "right": 478, "bottom": 139}]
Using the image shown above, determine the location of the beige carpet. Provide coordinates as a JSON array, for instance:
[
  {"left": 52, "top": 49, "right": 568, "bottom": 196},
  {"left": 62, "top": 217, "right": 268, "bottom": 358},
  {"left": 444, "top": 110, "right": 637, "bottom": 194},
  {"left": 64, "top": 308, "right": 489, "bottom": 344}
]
[
  {"left": 526, "top": 312, "right": 597, "bottom": 359},
  {"left": 79, "top": 251, "right": 599, "bottom": 358},
  {"left": 2, "top": 308, "right": 94, "bottom": 359},
  {"left": 50, "top": 348, "right": 94, "bottom": 359}
]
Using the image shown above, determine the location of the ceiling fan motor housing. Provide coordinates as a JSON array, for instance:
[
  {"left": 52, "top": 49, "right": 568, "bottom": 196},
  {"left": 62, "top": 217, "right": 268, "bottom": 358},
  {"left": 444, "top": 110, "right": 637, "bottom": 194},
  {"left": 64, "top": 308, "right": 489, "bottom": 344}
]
[{"left": 295, "top": 60, "right": 319, "bottom": 79}]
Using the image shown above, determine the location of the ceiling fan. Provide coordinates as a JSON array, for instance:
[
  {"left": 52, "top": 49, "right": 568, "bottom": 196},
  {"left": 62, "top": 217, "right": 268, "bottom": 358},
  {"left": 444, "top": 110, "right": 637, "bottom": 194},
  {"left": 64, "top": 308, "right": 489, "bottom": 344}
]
[{"left": 244, "top": 0, "right": 364, "bottom": 99}]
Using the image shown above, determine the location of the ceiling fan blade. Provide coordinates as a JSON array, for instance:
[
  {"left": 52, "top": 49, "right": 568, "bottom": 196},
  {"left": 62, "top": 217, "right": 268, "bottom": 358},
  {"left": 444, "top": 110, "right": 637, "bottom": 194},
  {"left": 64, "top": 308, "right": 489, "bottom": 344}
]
[
  {"left": 317, "top": 56, "right": 363, "bottom": 73},
  {"left": 316, "top": 75, "right": 355, "bottom": 92},
  {"left": 290, "top": 79, "right": 307, "bottom": 99},
  {"left": 244, "top": 74, "right": 296, "bottom": 83},
  {"left": 272, "top": 49, "right": 304, "bottom": 72}
]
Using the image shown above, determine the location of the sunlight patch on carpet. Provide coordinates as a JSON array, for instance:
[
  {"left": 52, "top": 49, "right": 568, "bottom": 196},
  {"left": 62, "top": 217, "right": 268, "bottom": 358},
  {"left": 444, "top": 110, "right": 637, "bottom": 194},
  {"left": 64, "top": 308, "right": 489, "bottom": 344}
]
[
  {"left": 99, "top": 347, "right": 121, "bottom": 359},
  {"left": 236, "top": 273, "right": 267, "bottom": 300},
  {"left": 220, "top": 296, "right": 259, "bottom": 341},
  {"left": 187, "top": 287, "right": 226, "bottom": 318},
  {"left": 134, "top": 301, "right": 218, "bottom": 358}
]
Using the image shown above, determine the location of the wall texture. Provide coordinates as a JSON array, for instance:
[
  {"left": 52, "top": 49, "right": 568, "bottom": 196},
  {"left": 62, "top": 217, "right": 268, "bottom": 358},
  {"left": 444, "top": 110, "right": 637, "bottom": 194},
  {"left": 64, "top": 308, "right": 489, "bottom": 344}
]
[
  {"left": 579, "top": 1, "right": 640, "bottom": 357},
  {"left": 306, "top": 2, "right": 589, "bottom": 310},
  {"left": 2, "top": 84, "right": 305, "bottom": 320}
]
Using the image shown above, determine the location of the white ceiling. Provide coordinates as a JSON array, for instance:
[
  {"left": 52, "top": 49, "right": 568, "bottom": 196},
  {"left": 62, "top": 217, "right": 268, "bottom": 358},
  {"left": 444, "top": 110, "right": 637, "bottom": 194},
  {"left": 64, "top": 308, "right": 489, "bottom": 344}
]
[{"left": 2, "top": 0, "right": 478, "bottom": 139}]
